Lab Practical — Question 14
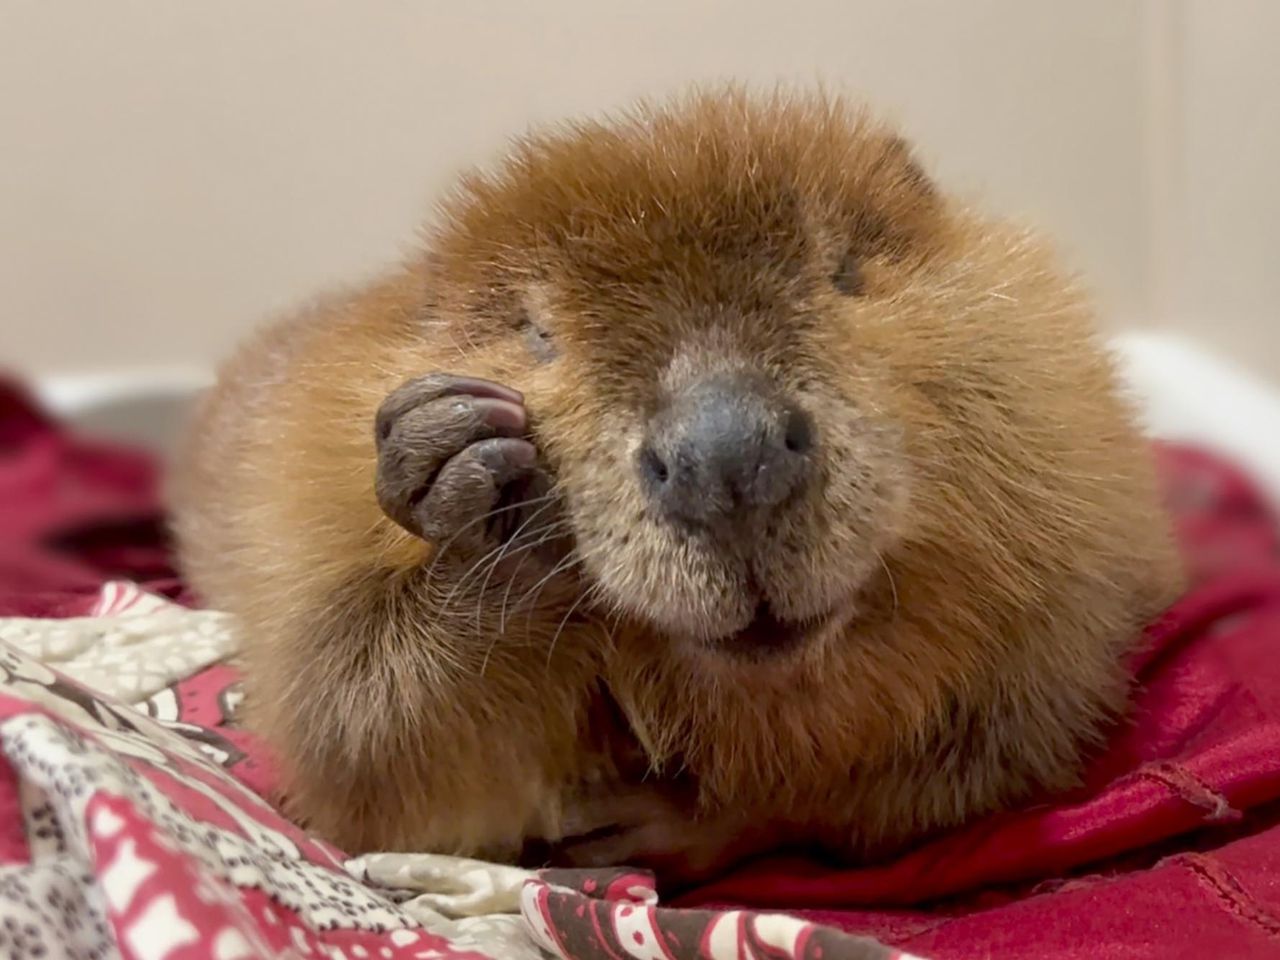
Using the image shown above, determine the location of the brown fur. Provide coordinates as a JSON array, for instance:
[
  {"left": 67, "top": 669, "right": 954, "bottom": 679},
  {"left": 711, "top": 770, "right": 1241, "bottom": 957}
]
[{"left": 169, "top": 87, "right": 1183, "bottom": 879}]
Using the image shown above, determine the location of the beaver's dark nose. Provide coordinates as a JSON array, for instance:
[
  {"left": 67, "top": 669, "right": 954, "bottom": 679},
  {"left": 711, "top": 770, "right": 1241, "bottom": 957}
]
[{"left": 638, "top": 374, "right": 814, "bottom": 529}]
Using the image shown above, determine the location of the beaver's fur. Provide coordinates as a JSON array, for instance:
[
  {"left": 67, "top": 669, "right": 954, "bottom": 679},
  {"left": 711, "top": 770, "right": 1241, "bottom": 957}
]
[{"left": 170, "top": 88, "right": 1182, "bottom": 882}]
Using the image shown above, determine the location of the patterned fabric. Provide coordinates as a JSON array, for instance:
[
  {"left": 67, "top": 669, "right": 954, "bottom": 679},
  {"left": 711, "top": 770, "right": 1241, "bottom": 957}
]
[
  {"left": 0, "top": 583, "right": 235, "bottom": 705},
  {"left": 0, "top": 584, "right": 915, "bottom": 960},
  {"left": 521, "top": 869, "right": 907, "bottom": 960},
  {"left": 0, "top": 633, "right": 535, "bottom": 959}
]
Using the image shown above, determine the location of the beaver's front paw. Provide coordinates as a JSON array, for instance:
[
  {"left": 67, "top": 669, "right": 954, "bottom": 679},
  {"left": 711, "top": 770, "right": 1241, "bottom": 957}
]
[
  {"left": 375, "top": 374, "right": 549, "bottom": 557},
  {"left": 549, "top": 782, "right": 758, "bottom": 888}
]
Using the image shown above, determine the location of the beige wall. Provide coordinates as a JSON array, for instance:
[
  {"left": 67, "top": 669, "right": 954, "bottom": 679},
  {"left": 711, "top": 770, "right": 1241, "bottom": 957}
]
[
  {"left": 0, "top": 1, "right": 1275, "bottom": 381},
  {"left": 1163, "top": 0, "right": 1280, "bottom": 376}
]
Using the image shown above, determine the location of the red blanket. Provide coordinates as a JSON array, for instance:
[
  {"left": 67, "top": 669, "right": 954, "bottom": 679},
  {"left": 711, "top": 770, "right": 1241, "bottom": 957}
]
[
  {"left": 5, "top": 378, "right": 1280, "bottom": 959},
  {"left": 0, "top": 380, "right": 187, "bottom": 616}
]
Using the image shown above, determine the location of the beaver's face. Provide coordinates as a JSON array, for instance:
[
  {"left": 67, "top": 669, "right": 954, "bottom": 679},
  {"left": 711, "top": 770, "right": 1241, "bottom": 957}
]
[{"left": 431, "top": 96, "right": 950, "bottom": 657}]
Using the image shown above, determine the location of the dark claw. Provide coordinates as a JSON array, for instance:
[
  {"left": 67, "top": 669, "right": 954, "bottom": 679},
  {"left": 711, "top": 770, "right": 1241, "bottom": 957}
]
[
  {"left": 469, "top": 398, "right": 528, "bottom": 435},
  {"left": 471, "top": 437, "right": 538, "bottom": 481},
  {"left": 375, "top": 374, "right": 525, "bottom": 442}
]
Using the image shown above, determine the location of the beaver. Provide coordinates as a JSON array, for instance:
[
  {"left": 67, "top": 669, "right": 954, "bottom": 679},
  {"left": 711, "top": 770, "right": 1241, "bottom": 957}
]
[{"left": 170, "top": 87, "right": 1183, "bottom": 883}]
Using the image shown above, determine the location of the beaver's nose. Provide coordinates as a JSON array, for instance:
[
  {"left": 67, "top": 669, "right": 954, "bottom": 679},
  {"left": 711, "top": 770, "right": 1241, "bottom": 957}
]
[{"left": 638, "top": 374, "right": 815, "bottom": 529}]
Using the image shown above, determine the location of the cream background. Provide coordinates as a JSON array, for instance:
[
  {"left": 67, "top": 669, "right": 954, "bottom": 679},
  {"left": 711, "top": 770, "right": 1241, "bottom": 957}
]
[{"left": 1, "top": 1, "right": 1276, "bottom": 381}]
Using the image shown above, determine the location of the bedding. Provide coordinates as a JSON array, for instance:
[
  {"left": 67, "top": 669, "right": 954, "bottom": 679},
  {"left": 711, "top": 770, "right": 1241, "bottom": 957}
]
[{"left": 4, "top": 375, "right": 1280, "bottom": 960}]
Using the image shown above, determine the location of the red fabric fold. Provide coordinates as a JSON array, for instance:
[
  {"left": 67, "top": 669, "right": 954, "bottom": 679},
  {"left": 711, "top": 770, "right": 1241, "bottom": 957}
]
[{"left": 0, "top": 378, "right": 185, "bottom": 616}]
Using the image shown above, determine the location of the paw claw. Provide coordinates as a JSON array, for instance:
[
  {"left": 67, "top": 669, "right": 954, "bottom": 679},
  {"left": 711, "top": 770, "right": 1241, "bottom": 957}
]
[{"left": 470, "top": 397, "right": 528, "bottom": 435}]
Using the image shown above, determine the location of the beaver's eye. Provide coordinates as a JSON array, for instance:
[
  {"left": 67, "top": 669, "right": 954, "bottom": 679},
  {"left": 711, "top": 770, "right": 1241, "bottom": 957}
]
[
  {"left": 832, "top": 254, "right": 864, "bottom": 296},
  {"left": 520, "top": 308, "right": 558, "bottom": 362}
]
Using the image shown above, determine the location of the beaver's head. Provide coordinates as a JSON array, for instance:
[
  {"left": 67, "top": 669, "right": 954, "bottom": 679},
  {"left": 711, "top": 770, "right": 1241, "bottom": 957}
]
[{"left": 418, "top": 89, "right": 1122, "bottom": 667}]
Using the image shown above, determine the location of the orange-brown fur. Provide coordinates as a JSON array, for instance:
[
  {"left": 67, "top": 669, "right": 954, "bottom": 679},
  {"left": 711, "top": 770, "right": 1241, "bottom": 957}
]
[{"left": 170, "top": 88, "right": 1182, "bottom": 878}]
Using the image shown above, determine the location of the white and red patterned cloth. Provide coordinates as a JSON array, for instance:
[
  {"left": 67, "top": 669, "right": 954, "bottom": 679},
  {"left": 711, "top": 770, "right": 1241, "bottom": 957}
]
[{"left": 0, "top": 583, "right": 911, "bottom": 960}]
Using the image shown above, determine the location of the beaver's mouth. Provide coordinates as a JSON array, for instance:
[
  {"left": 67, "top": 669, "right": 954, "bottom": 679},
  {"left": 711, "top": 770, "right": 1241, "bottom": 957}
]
[{"left": 704, "top": 602, "right": 821, "bottom": 660}]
